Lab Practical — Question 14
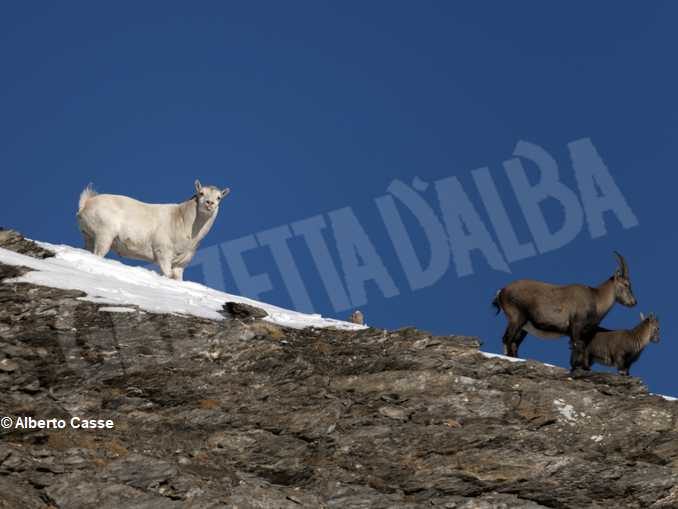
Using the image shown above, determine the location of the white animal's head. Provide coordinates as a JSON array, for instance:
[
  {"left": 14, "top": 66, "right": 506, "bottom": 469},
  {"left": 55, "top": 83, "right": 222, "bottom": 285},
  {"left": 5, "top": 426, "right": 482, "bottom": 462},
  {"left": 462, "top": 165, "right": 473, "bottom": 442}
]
[{"left": 194, "top": 180, "right": 230, "bottom": 214}]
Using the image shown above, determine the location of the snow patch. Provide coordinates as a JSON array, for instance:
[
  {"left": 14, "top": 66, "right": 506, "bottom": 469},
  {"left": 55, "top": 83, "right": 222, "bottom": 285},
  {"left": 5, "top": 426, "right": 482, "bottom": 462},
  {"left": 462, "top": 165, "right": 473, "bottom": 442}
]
[
  {"left": 652, "top": 393, "right": 678, "bottom": 402},
  {"left": 0, "top": 243, "right": 366, "bottom": 331},
  {"left": 480, "top": 351, "right": 557, "bottom": 368},
  {"left": 479, "top": 352, "right": 523, "bottom": 363},
  {"left": 98, "top": 306, "right": 136, "bottom": 313}
]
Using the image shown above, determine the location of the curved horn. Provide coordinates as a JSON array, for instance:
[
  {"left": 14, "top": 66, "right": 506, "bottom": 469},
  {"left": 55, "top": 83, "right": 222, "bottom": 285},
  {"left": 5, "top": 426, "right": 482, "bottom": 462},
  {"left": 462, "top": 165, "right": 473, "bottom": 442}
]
[{"left": 613, "top": 251, "right": 629, "bottom": 278}]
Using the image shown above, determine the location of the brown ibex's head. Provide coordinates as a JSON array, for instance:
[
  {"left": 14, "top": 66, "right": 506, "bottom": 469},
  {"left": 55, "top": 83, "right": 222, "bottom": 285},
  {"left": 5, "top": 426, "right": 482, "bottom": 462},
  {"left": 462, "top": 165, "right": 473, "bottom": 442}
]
[
  {"left": 640, "top": 312, "right": 660, "bottom": 343},
  {"left": 612, "top": 251, "right": 637, "bottom": 307}
]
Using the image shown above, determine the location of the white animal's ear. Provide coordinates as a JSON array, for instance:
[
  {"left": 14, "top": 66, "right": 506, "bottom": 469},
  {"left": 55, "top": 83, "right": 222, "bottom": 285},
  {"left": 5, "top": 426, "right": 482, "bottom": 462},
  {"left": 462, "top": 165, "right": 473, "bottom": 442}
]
[
  {"left": 221, "top": 187, "right": 231, "bottom": 198},
  {"left": 194, "top": 180, "right": 202, "bottom": 193},
  {"left": 640, "top": 312, "right": 645, "bottom": 320}
]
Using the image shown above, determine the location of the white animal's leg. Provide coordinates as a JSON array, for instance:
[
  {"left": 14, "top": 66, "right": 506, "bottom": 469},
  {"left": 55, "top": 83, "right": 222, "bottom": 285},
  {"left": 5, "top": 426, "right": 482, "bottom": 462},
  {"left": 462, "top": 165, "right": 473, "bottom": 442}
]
[
  {"left": 171, "top": 267, "right": 184, "bottom": 281},
  {"left": 156, "top": 259, "right": 173, "bottom": 278},
  {"left": 93, "top": 233, "right": 114, "bottom": 257},
  {"left": 153, "top": 248, "right": 174, "bottom": 278},
  {"left": 82, "top": 232, "right": 94, "bottom": 253}
]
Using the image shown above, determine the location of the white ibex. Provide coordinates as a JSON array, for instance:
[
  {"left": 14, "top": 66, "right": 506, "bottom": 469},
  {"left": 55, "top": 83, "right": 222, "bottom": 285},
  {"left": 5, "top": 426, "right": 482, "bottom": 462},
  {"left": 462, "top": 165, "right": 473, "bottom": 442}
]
[{"left": 76, "top": 180, "right": 230, "bottom": 280}]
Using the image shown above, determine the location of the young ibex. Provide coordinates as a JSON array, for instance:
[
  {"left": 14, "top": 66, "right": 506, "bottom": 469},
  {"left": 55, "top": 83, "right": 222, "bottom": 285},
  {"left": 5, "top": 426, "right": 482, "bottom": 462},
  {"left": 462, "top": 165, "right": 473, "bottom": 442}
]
[
  {"left": 349, "top": 310, "right": 364, "bottom": 325},
  {"left": 584, "top": 313, "right": 660, "bottom": 376},
  {"left": 492, "top": 252, "right": 637, "bottom": 371},
  {"left": 77, "top": 180, "right": 230, "bottom": 280}
]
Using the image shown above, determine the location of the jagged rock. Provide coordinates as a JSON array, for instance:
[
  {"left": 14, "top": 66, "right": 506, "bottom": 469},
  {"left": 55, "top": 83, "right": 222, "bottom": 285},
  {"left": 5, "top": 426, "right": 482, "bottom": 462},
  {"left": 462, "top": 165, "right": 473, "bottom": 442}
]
[
  {"left": 0, "top": 358, "right": 18, "bottom": 372},
  {"left": 0, "top": 228, "right": 54, "bottom": 259},
  {"left": 1, "top": 232, "right": 678, "bottom": 508},
  {"left": 222, "top": 301, "right": 269, "bottom": 319}
]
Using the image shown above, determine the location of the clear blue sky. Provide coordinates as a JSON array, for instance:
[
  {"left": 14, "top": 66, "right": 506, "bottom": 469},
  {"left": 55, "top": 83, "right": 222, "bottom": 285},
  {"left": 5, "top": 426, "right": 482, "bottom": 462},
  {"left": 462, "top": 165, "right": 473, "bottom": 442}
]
[{"left": 2, "top": 3, "right": 676, "bottom": 395}]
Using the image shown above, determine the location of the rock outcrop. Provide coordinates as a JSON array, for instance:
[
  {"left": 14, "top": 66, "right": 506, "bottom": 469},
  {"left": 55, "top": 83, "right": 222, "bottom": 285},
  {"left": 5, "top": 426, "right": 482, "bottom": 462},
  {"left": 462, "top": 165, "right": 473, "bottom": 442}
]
[{"left": 1, "top": 231, "right": 677, "bottom": 508}]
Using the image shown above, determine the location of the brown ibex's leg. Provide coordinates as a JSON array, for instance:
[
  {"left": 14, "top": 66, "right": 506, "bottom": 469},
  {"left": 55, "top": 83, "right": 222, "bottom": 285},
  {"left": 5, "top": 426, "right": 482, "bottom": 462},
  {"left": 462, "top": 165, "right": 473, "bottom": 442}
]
[
  {"left": 502, "top": 322, "right": 527, "bottom": 357},
  {"left": 617, "top": 357, "right": 631, "bottom": 376},
  {"left": 502, "top": 324, "right": 516, "bottom": 355},
  {"left": 569, "top": 325, "right": 587, "bottom": 373},
  {"left": 582, "top": 350, "right": 592, "bottom": 371},
  {"left": 510, "top": 330, "right": 527, "bottom": 357}
]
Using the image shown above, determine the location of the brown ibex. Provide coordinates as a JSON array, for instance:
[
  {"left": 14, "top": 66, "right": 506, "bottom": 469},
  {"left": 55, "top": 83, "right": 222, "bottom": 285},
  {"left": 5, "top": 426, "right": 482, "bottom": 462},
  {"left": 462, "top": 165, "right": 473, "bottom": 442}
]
[
  {"left": 492, "top": 252, "right": 637, "bottom": 371},
  {"left": 584, "top": 313, "right": 660, "bottom": 376}
]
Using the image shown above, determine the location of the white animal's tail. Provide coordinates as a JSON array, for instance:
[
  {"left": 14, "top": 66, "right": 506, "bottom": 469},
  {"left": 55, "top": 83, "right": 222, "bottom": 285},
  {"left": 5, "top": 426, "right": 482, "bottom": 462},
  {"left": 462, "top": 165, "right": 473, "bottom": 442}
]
[{"left": 78, "top": 183, "right": 97, "bottom": 213}]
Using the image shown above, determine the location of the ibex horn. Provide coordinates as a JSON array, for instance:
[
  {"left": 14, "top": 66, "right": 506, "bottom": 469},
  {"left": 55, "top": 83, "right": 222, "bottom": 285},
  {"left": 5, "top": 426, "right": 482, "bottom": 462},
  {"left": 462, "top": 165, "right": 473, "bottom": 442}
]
[{"left": 613, "top": 251, "right": 629, "bottom": 278}]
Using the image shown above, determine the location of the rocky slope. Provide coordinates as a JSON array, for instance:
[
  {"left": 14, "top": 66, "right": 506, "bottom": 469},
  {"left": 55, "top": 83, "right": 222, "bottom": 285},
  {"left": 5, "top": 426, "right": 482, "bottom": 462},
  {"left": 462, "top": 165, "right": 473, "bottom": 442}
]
[{"left": 1, "top": 229, "right": 677, "bottom": 508}]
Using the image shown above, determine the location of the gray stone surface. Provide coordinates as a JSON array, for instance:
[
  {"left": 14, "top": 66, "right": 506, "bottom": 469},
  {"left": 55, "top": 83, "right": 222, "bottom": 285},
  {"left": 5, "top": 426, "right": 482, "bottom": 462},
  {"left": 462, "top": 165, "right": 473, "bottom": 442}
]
[
  {"left": 0, "top": 228, "right": 54, "bottom": 259},
  {"left": 1, "top": 231, "right": 678, "bottom": 508},
  {"left": 222, "top": 301, "right": 269, "bottom": 320}
]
